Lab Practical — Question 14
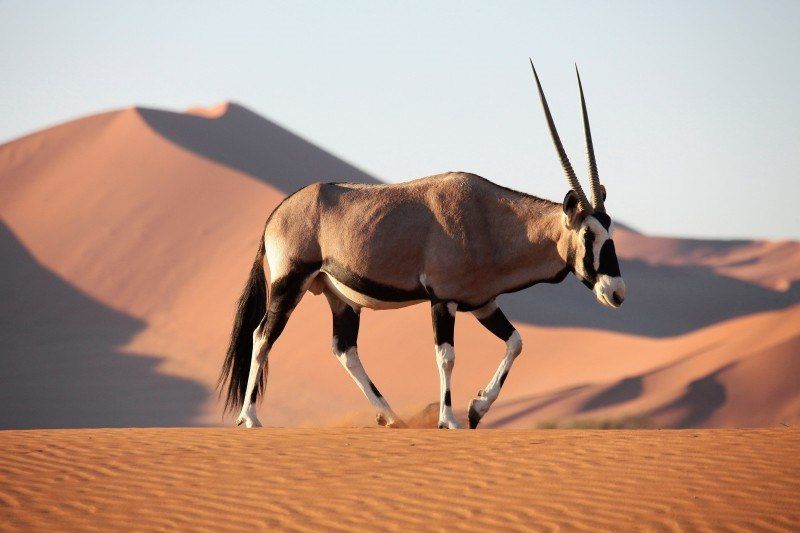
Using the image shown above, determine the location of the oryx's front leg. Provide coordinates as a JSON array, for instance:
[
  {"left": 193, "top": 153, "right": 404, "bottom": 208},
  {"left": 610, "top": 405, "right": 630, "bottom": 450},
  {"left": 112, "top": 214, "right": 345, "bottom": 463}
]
[
  {"left": 468, "top": 301, "right": 522, "bottom": 429},
  {"left": 431, "top": 301, "right": 462, "bottom": 429},
  {"left": 325, "top": 291, "right": 402, "bottom": 427}
]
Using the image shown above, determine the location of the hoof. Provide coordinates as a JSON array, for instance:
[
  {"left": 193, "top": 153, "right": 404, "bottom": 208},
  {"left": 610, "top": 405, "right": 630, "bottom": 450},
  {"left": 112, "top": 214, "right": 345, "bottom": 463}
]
[
  {"left": 437, "top": 418, "right": 464, "bottom": 429},
  {"left": 236, "top": 405, "right": 262, "bottom": 428},
  {"left": 236, "top": 416, "right": 262, "bottom": 428},
  {"left": 376, "top": 413, "right": 406, "bottom": 428}
]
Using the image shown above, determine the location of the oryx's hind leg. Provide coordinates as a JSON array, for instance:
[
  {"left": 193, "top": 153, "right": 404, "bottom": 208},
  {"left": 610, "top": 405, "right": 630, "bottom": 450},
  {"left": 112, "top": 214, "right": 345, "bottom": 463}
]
[
  {"left": 432, "top": 301, "right": 462, "bottom": 429},
  {"left": 467, "top": 301, "right": 522, "bottom": 429},
  {"left": 324, "top": 290, "right": 402, "bottom": 427},
  {"left": 237, "top": 264, "right": 316, "bottom": 428}
]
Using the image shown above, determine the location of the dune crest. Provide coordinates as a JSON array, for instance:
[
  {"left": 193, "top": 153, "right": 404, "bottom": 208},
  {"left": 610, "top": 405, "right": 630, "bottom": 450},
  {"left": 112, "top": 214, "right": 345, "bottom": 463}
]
[{"left": 185, "top": 101, "right": 230, "bottom": 118}]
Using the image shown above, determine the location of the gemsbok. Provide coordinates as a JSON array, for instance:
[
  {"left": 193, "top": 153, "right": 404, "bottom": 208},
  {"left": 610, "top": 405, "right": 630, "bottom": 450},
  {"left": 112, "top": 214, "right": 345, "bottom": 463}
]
[{"left": 219, "top": 60, "right": 626, "bottom": 429}]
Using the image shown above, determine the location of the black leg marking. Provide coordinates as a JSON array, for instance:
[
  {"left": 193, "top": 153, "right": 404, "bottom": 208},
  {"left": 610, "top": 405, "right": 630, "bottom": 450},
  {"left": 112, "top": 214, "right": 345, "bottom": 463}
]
[
  {"left": 499, "top": 370, "right": 509, "bottom": 387},
  {"left": 332, "top": 304, "right": 360, "bottom": 352},
  {"left": 245, "top": 263, "right": 316, "bottom": 405},
  {"left": 470, "top": 304, "right": 521, "bottom": 430},
  {"left": 444, "top": 390, "right": 451, "bottom": 407},
  {"left": 369, "top": 381, "right": 382, "bottom": 398},
  {"left": 431, "top": 302, "right": 455, "bottom": 346},
  {"left": 468, "top": 405, "right": 481, "bottom": 429},
  {"left": 477, "top": 308, "right": 515, "bottom": 342},
  {"left": 262, "top": 263, "right": 319, "bottom": 348}
]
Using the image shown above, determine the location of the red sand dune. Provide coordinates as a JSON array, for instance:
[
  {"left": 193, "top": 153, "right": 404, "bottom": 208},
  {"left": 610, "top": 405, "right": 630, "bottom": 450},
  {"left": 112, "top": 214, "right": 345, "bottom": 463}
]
[{"left": 1, "top": 103, "right": 798, "bottom": 429}]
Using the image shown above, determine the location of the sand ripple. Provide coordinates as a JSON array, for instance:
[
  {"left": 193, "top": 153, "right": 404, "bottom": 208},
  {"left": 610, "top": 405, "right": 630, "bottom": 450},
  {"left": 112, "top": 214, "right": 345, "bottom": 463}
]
[{"left": 0, "top": 428, "right": 797, "bottom": 531}]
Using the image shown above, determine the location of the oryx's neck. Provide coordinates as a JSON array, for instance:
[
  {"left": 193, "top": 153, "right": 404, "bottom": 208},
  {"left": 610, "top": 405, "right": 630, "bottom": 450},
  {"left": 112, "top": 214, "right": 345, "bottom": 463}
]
[
  {"left": 519, "top": 198, "right": 571, "bottom": 274},
  {"left": 482, "top": 196, "right": 571, "bottom": 297}
]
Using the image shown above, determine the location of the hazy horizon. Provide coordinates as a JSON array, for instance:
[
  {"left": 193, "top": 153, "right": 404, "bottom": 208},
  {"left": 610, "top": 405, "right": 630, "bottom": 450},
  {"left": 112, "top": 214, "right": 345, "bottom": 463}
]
[{"left": 1, "top": 1, "right": 798, "bottom": 241}]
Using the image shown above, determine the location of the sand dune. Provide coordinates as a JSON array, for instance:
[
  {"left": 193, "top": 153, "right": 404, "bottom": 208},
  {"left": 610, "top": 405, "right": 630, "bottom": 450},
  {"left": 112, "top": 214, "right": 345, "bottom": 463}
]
[
  {"left": 138, "top": 101, "right": 378, "bottom": 193},
  {"left": 0, "top": 428, "right": 797, "bottom": 530},
  {"left": 0, "top": 103, "right": 798, "bottom": 429}
]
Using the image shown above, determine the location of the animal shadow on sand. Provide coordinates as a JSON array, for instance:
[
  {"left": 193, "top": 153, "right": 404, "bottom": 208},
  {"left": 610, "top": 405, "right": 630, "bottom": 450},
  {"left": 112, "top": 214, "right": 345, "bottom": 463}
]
[
  {"left": 485, "top": 345, "right": 732, "bottom": 428},
  {"left": 0, "top": 222, "right": 206, "bottom": 429}
]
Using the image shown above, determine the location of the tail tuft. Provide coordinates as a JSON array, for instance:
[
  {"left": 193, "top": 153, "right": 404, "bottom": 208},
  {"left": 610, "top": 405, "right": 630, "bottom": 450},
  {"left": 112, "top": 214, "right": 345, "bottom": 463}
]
[{"left": 218, "top": 237, "right": 267, "bottom": 413}]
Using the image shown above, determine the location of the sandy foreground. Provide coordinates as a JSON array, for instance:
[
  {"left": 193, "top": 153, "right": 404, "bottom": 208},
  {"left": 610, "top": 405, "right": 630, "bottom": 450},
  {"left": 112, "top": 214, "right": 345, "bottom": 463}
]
[{"left": 0, "top": 428, "right": 797, "bottom": 531}]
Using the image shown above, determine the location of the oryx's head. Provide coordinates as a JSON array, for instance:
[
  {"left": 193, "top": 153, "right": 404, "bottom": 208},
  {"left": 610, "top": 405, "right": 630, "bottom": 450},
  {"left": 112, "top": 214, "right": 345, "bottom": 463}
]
[{"left": 530, "top": 59, "right": 626, "bottom": 308}]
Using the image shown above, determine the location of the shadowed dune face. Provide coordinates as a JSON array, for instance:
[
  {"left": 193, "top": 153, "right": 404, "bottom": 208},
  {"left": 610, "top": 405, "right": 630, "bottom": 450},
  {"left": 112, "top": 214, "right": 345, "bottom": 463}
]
[
  {"left": 502, "top": 256, "right": 800, "bottom": 336},
  {"left": 0, "top": 223, "right": 206, "bottom": 429},
  {"left": 137, "top": 103, "right": 379, "bottom": 193}
]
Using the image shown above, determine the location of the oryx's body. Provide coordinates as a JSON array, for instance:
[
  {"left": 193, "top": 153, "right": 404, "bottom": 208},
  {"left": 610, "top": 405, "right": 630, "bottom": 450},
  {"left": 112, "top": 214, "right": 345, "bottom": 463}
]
[
  {"left": 271, "top": 174, "right": 568, "bottom": 310},
  {"left": 219, "top": 62, "right": 627, "bottom": 429}
]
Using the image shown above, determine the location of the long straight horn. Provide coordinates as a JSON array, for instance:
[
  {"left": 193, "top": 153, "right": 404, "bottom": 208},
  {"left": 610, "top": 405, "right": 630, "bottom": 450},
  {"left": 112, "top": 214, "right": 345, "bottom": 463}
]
[
  {"left": 575, "top": 65, "right": 604, "bottom": 212},
  {"left": 529, "top": 59, "right": 591, "bottom": 212}
]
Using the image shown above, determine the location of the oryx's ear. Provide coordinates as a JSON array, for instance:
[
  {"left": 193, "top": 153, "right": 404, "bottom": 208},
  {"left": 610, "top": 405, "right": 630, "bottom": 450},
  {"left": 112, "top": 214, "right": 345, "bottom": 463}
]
[
  {"left": 562, "top": 190, "right": 583, "bottom": 228},
  {"left": 599, "top": 184, "right": 607, "bottom": 202}
]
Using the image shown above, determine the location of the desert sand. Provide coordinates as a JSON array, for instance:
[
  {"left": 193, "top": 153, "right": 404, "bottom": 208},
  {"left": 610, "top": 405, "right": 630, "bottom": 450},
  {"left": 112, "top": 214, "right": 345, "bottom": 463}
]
[
  {"left": 1, "top": 102, "right": 799, "bottom": 430},
  {"left": 0, "top": 428, "right": 798, "bottom": 531}
]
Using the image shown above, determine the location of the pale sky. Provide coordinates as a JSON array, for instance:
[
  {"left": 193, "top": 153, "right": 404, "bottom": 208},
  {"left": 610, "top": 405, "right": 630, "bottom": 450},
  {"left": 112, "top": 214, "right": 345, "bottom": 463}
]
[{"left": 1, "top": 1, "right": 798, "bottom": 240}]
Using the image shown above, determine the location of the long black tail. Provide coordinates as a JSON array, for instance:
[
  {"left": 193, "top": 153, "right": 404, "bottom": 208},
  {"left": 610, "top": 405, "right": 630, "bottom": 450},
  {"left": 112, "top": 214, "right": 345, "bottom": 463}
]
[{"left": 218, "top": 236, "right": 267, "bottom": 413}]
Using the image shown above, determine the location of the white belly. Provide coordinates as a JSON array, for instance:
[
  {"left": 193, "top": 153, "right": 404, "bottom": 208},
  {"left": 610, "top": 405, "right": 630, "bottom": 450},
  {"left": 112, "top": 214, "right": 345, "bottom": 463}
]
[{"left": 320, "top": 272, "right": 424, "bottom": 310}]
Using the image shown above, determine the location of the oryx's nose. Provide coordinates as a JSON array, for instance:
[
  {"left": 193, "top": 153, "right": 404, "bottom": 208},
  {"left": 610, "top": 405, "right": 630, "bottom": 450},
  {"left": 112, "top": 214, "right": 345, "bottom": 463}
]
[{"left": 612, "top": 291, "right": 624, "bottom": 306}]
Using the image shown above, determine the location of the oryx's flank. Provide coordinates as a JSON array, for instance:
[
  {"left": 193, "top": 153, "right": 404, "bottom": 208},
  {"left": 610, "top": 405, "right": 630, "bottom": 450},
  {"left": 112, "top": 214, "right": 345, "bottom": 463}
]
[{"left": 219, "top": 61, "right": 626, "bottom": 429}]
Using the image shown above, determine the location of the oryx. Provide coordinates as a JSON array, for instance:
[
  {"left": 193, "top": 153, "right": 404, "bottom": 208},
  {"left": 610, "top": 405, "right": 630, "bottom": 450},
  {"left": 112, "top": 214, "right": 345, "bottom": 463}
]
[{"left": 219, "top": 61, "right": 626, "bottom": 429}]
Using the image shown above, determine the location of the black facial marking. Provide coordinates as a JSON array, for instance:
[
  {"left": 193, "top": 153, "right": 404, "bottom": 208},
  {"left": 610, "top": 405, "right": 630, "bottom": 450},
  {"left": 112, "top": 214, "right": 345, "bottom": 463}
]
[
  {"left": 431, "top": 302, "right": 455, "bottom": 346},
  {"left": 598, "top": 239, "right": 621, "bottom": 277},
  {"left": 369, "top": 381, "right": 382, "bottom": 398},
  {"left": 499, "top": 371, "right": 509, "bottom": 388},
  {"left": 581, "top": 229, "right": 597, "bottom": 287},
  {"left": 332, "top": 305, "right": 359, "bottom": 353},
  {"left": 593, "top": 212, "right": 612, "bottom": 231},
  {"left": 444, "top": 390, "right": 452, "bottom": 407},
  {"left": 478, "top": 308, "right": 516, "bottom": 342}
]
